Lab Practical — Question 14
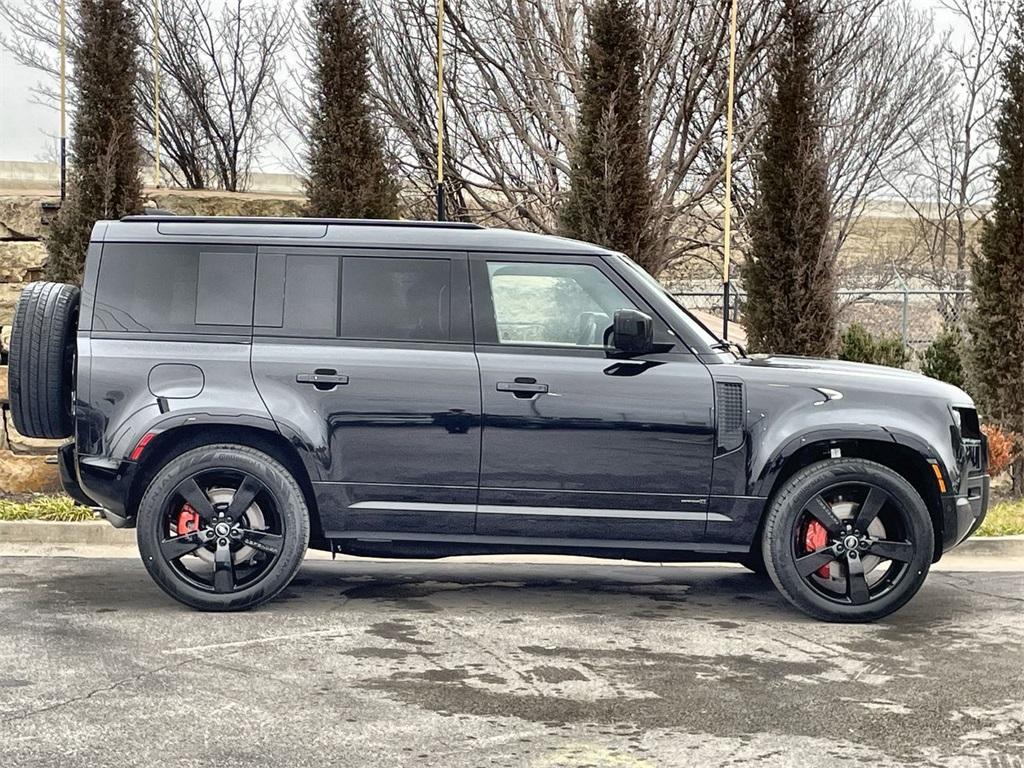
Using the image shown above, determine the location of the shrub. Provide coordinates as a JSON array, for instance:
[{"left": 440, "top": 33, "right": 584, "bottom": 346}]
[
  {"left": 982, "top": 424, "right": 1018, "bottom": 477},
  {"left": 837, "top": 322, "right": 910, "bottom": 368},
  {"left": 920, "top": 324, "right": 967, "bottom": 389}
]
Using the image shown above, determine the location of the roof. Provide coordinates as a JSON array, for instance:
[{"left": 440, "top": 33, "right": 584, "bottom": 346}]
[{"left": 96, "top": 215, "right": 615, "bottom": 256}]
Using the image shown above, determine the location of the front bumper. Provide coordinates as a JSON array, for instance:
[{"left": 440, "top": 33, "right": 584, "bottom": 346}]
[
  {"left": 958, "top": 472, "right": 990, "bottom": 542},
  {"left": 937, "top": 429, "right": 989, "bottom": 554}
]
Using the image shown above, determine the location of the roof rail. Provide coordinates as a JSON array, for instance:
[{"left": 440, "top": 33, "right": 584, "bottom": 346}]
[{"left": 119, "top": 215, "right": 483, "bottom": 230}]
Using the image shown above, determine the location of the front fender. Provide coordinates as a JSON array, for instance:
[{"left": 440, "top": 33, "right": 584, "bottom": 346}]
[{"left": 748, "top": 407, "right": 958, "bottom": 499}]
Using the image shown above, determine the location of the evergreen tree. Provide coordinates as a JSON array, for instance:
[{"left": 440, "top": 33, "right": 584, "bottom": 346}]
[
  {"left": 560, "top": 0, "right": 656, "bottom": 271},
  {"left": 305, "top": 0, "right": 399, "bottom": 218},
  {"left": 46, "top": 0, "right": 142, "bottom": 284},
  {"left": 969, "top": 8, "right": 1024, "bottom": 460},
  {"left": 742, "top": 0, "right": 835, "bottom": 356}
]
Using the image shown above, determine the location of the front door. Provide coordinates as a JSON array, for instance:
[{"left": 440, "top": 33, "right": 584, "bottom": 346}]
[
  {"left": 250, "top": 247, "right": 481, "bottom": 538},
  {"left": 470, "top": 254, "right": 715, "bottom": 544}
]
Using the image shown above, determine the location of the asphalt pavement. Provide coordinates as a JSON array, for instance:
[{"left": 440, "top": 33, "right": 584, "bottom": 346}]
[{"left": 0, "top": 550, "right": 1021, "bottom": 767}]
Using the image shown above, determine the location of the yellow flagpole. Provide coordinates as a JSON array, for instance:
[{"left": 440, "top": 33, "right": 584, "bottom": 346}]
[
  {"left": 153, "top": 0, "right": 161, "bottom": 188},
  {"left": 722, "top": 0, "right": 739, "bottom": 340},
  {"left": 59, "top": 0, "right": 66, "bottom": 200},
  {"left": 435, "top": 0, "right": 446, "bottom": 220}
]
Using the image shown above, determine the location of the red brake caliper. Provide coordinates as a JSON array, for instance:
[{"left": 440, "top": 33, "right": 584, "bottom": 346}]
[
  {"left": 804, "top": 519, "right": 831, "bottom": 578},
  {"left": 176, "top": 503, "right": 201, "bottom": 535}
]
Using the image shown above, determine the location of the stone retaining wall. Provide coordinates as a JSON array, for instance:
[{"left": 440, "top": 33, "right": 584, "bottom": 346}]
[{"left": 0, "top": 195, "right": 62, "bottom": 493}]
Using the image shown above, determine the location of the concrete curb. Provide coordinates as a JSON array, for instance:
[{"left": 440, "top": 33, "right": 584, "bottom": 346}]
[
  {"left": 0, "top": 520, "right": 134, "bottom": 546},
  {"left": 955, "top": 534, "right": 1024, "bottom": 558},
  {"left": 2, "top": 520, "right": 1024, "bottom": 558}
]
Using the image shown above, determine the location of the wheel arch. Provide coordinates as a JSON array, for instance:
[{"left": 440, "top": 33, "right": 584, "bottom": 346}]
[
  {"left": 125, "top": 423, "right": 324, "bottom": 546},
  {"left": 756, "top": 436, "right": 947, "bottom": 561}
]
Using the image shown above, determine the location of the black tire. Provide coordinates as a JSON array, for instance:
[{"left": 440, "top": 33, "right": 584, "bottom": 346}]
[
  {"left": 762, "top": 458, "right": 934, "bottom": 623},
  {"left": 8, "top": 281, "right": 80, "bottom": 439},
  {"left": 137, "top": 444, "right": 309, "bottom": 611}
]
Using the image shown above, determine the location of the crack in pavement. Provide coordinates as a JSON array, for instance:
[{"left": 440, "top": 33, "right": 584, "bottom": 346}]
[{"left": 0, "top": 659, "right": 193, "bottom": 724}]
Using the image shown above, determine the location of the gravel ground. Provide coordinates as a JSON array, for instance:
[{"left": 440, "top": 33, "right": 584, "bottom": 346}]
[{"left": 0, "top": 552, "right": 1021, "bottom": 767}]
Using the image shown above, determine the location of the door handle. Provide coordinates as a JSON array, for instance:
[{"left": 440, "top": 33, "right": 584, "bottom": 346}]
[
  {"left": 296, "top": 371, "right": 349, "bottom": 389},
  {"left": 497, "top": 380, "right": 549, "bottom": 397}
]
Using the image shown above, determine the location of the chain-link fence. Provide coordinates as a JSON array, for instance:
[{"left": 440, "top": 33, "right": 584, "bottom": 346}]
[{"left": 673, "top": 288, "right": 971, "bottom": 358}]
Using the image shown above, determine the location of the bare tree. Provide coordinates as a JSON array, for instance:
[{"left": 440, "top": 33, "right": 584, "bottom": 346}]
[
  {"left": 817, "top": 0, "right": 950, "bottom": 272},
  {"left": 0, "top": 0, "right": 291, "bottom": 191},
  {"left": 888, "top": 0, "right": 1011, "bottom": 300},
  {"left": 369, "top": 0, "right": 780, "bottom": 275}
]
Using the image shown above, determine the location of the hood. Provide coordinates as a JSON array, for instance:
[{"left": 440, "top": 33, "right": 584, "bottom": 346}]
[{"left": 731, "top": 355, "right": 973, "bottom": 405}]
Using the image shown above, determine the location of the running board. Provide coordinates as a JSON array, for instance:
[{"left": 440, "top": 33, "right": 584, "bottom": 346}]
[{"left": 325, "top": 530, "right": 746, "bottom": 554}]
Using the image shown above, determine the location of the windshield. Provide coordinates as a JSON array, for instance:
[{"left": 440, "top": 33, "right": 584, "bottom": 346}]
[{"left": 613, "top": 253, "right": 724, "bottom": 351}]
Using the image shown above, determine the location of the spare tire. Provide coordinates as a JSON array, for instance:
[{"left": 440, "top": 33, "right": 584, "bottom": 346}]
[{"left": 8, "top": 281, "right": 81, "bottom": 439}]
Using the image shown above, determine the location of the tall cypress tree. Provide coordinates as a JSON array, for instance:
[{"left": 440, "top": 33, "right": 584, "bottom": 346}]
[
  {"left": 305, "top": 0, "right": 399, "bottom": 218},
  {"left": 743, "top": 0, "right": 835, "bottom": 357},
  {"left": 560, "top": 0, "right": 655, "bottom": 271},
  {"left": 969, "top": 7, "right": 1024, "bottom": 485},
  {"left": 46, "top": 0, "right": 142, "bottom": 284}
]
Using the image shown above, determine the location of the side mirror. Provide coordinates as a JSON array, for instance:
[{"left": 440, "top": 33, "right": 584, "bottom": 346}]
[{"left": 606, "top": 309, "right": 655, "bottom": 357}]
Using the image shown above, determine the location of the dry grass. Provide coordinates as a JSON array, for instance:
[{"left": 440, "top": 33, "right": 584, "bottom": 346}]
[
  {"left": 976, "top": 499, "right": 1024, "bottom": 537},
  {"left": 0, "top": 494, "right": 95, "bottom": 522}
]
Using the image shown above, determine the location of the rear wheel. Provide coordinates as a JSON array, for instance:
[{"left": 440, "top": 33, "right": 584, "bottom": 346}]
[
  {"left": 137, "top": 444, "right": 309, "bottom": 611},
  {"left": 763, "top": 458, "right": 933, "bottom": 622}
]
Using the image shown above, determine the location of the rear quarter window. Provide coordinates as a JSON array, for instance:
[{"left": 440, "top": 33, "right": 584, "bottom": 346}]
[{"left": 92, "top": 244, "right": 255, "bottom": 334}]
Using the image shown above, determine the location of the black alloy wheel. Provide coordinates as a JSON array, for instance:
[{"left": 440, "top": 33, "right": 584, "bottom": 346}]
[
  {"left": 763, "top": 458, "right": 934, "bottom": 622},
  {"left": 137, "top": 444, "right": 309, "bottom": 611}
]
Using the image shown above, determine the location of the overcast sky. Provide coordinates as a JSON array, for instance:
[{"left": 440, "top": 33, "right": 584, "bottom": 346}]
[{"left": 0, "top": 0, "right": 978, "bottom": 170}]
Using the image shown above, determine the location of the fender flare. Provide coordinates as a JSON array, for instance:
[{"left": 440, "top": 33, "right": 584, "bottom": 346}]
[{"left": 750, "top": 423, "right": 953, "bottom": 498}]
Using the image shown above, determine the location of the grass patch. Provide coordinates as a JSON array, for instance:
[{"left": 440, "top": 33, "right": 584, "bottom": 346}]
[
  {"left": 976, "top": 498, "right": 1024, "bottom": 537},
  {"left": 0, "top": 495, "right": 96, "bottom": 522}
]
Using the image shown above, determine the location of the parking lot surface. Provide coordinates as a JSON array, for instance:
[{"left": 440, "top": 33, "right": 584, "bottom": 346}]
[{"left": 0, "top": 553, "right": 1021, "bottom": 767}]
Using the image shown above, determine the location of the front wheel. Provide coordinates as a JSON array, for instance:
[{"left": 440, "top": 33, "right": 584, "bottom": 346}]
[
  {"left": 763, "top": 458, "right": 934, "bottom": 622},
  {"left": 137, "top": 444, "right": 309, "bottom": 611}
]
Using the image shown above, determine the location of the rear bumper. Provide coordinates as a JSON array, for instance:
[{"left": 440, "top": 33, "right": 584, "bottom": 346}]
[
  {"left": 57, "top": 443, "right": 97, "bottom": 507},
  {"left": 59, "top": 443, "right": 138, "bottom": 528}
]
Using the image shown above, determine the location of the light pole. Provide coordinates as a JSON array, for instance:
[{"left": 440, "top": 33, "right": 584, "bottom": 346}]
[{"left": 721, "top": 0, "right": 739, "bottom": 340}]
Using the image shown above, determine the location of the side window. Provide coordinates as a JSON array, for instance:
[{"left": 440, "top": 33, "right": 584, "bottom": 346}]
[
  {"left": 94, "top": 244, "right": 254, "bottom": 333},
  {"left": 486, "top": 261, "right": 636, "bottom": 347},
  {"left": 340, "top": 257, "right": 451, "bottom": 342},
  {"left": 255, "top": 253, "right": 453, "bottom": 342},
  {"left": 255, "top": 252, "right": 339, "bottom": 336}
]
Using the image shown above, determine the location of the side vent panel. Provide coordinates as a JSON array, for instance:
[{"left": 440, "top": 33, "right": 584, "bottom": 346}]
[{"left": 716, "top": 381, "right": 745, "bottom": 453}]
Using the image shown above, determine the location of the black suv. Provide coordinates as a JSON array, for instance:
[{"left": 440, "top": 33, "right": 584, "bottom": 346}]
[{"left": 7, "top": 216, "right": 989, "bottom": 621}]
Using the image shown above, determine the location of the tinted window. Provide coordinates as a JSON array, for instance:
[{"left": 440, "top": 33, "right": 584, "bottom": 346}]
[
  {"left": 340, "top": 257, "right": 451, "bottom": 342},
  {"left": 486, "top": 262, "right": 636, "bottom": 347},
  {"left": 254, "top": 252, "right": 339, "bottom": 336},
  {"left": 93, "top": 244, "right": 254, "bottom": 333}
]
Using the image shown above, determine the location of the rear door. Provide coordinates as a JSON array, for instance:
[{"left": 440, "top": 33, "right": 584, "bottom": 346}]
[
  {"left": 470, "top": 252, "right": 715, "bottom": 544},
  {"left": 250, "top": 247, "right": 481, "bottom": 538}
]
